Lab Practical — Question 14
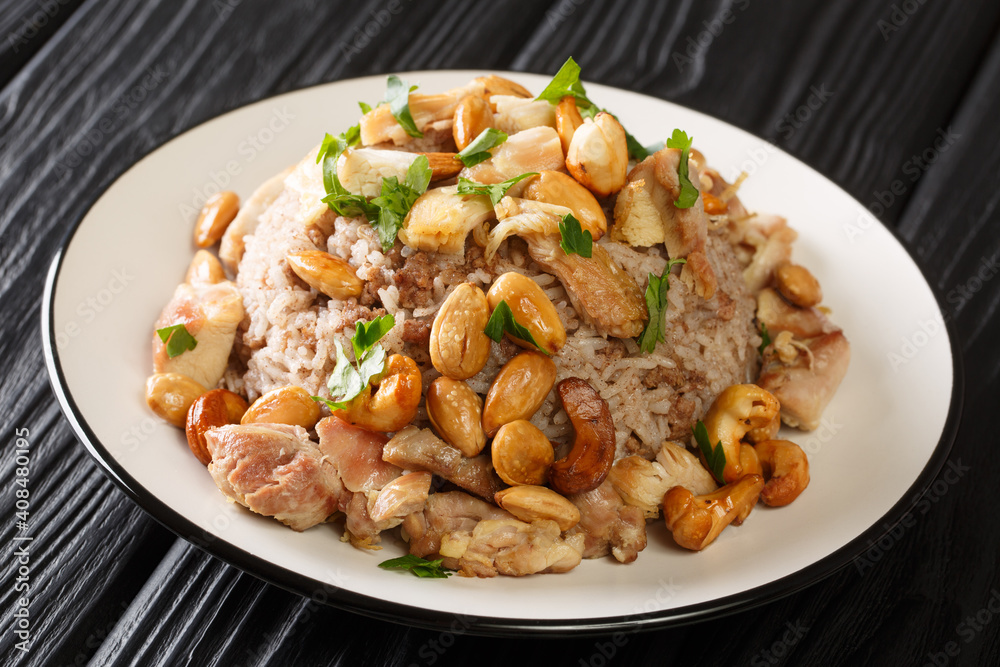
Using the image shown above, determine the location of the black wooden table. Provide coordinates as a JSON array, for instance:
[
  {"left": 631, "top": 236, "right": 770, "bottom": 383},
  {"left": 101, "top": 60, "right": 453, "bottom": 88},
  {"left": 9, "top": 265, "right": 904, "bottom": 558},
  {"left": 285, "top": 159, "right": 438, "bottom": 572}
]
[{"left": 3, "top": 1, "right": 999, "bottom": 665}]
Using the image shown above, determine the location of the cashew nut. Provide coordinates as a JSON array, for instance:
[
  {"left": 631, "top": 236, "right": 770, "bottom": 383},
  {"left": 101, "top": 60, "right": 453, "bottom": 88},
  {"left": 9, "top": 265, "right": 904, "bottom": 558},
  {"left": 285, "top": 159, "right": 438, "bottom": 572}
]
[
  {"left": 663, "top": 474, "right": 765, "bottom": 551},
  {"left": 337, "top": 354, "right": 422, "bottom": 433},
  {"left": 701, "top": 384, "right": 780, "bottom": 483},
  {"left": 549, "top": 377, "right": 616, "bottom": 495},
  {"left": 753, "top": 439, "right": 810, "bottom": 506}
]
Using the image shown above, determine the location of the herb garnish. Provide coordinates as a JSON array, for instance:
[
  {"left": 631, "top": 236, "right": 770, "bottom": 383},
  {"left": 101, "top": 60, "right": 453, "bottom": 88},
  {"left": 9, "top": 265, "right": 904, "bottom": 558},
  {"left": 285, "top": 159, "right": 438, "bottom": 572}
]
[
  {"left": 384, "top": 75, "right": 423, "bottom": 138},
  {"left": 692, "top": 420, "right": 727, "bottom": 485},
  {"left": 637, "top": 258, "right": 686, "bottom": 353},
  {"left": 316, "top": 126, "right": 379, "bottom": 220},
  {"left": 757, "top": 322, "right": 772, "bottom": 357},
  {"left": 156, "top": 324, "right": 197, "bottom": 358},
  {"left": 484, "top": 300, "right": 547, "bottom": 354},
  {"left": 666, "top": 129, "right": 699, "bottom": 209},
  {"left": 455, "top": 128, "right": 508, "bottom": 168},
  {"left": 368, "top": 155, "right": 432, "bottom": 252},
  {"left": 535, "top": 57, "right": 654, "bottom": 161},
  {"left": 558, "top": 213, "right": 592, "bottom": 258},
  {"left": 378, "top": 554, "right": 452, "bottom": 578},
  {"left": 312, "top": 314, "right": 395, "bottom": 411},
  {"left": 456, "top": 172, "right": 537, "bottom": 207}
]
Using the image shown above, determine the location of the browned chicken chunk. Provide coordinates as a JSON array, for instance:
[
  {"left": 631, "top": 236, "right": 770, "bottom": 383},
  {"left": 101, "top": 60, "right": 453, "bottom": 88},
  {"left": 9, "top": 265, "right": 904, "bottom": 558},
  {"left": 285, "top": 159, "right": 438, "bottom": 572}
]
[
  {"left": 383, "top": 427, "right": 504, "bottom": 501},
  {"left": 566, "top": 479, "right": 647, "bottom": 563}
]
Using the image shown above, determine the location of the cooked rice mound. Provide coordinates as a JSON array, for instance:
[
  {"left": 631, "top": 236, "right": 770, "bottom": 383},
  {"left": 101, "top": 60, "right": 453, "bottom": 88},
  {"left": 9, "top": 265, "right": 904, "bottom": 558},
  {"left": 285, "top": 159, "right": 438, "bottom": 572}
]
[{"left": 231, "top": 175, "right": 757, "bottom": 460}]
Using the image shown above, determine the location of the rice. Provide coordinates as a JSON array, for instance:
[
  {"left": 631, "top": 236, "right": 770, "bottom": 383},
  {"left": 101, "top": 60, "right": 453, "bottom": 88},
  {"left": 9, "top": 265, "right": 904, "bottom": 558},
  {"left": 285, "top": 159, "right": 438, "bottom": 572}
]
[{"left": 231, "top": 185, "right": 758, "bottom": 460}]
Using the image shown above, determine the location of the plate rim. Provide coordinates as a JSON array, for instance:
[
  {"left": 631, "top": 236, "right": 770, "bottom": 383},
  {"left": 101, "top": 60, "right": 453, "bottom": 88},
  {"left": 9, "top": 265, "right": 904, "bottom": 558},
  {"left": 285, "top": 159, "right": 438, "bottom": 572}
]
[{"left": 40, "top": 70, "right": 965, "bottom": 636}]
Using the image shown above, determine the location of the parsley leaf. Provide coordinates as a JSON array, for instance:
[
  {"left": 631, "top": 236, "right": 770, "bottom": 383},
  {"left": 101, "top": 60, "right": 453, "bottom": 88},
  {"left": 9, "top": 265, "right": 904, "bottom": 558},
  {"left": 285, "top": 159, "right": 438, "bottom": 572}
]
[
  {"left": 358, "top": 101, "right": 372, "bottom": 114},
  {"left": 384, "top": 75, "right": 422, "bottom": 138},
  {"left": 156, "top": 324, "right": 198, "bottom": 358},
  {"left": 666, "top": 129, "right": 699, "bottom": 209},
  {"left": 368, "top": 155, "right": 431, "bottom": 251},
  {"left": 455, "top": 128, "right": 508, "bottom": 168},
  {"left": 757, "top": 322, "right": 772, "bottom": 357},
  {"left": 558, "top": 213, "right": 592, "bottom": 258},
  {"left": 313, "top": 314, "right": 395, "bottom": 408},
  {"left": 456, "top": 172, "right": 537, "bottom": 207},
  {"left": 484, "top": 300, "right": 547, "bottom": 354},
  {"left": 317, "top": 128, "right": 380, "bottom": 220},
  {"left": 692, "top": 420, "right": 727, "bottom": 484},
  {"left": 535, "top": 56, "right": 593, "bottom": 107},
  {"left": 637, "top": 258, "right": 686, "bottom": 353},
  {"left": 378, "top": 554, "right": 452, "bottom": 579}
]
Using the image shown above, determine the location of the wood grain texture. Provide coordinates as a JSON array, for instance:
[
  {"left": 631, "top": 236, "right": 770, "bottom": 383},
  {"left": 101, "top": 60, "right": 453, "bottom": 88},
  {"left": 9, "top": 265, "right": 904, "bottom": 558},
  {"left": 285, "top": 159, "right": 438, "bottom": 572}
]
[{"left": 1, "top": 0, "right": 998, "bottom": 665}]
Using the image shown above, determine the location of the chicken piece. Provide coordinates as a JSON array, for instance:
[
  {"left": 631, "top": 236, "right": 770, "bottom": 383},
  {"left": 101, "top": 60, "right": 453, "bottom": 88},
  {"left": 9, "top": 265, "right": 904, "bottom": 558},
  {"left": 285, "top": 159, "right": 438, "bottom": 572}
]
[
  {"left": 491, "top": 95, "right": 557, "bottom": 135},
  {"left": 451, "top": 519, "right": 585, "bottom": 577},
  {"left": 758, "top": 330, "right": 851, "bottom": 430},
  {"left": 612, "top": 149, "right": 717, "bottom": 298},
  {"left": 383, "top": 427, "right": 505, "bottom": 502},
  {"left": 756, "top": 288, "right": 837, "bottom": 339},
  {"left": 460, "top": 126, "right": 565, "bottom": 185},
  {"left": 336, "top": 148, "right": 420, "bottom": 198},
  {"left": 609, "top": 441, "right": 718, "bottom": 517},
  {"left": 205, "top": 424, "right": 344, "bottom": 531},
  {"left": 566, "top": 479, "right": 647, "bottom": 563},
  {"left": 315, "top": 416, "right": 401, "bottom": 493},
  {"left": 368, "top": 471, "right": 433, "bottom": 526},
  {"left": 487, "top": 197, "right": 648, "bottom": 338},
  {"left": 219, "top": 166, "right": 292, "bottom": 277},
  {"left": 743, "top": 223, "right": 797, "bottom": 294},
  {"left": 403, "top": 491, "right": 511, "bottom": 560},
  {"left": 398, "top": 186, "right": 496, "bottom": 255},
  {"left": 152, "top": 281, "right": 244, "bottom": 389}
]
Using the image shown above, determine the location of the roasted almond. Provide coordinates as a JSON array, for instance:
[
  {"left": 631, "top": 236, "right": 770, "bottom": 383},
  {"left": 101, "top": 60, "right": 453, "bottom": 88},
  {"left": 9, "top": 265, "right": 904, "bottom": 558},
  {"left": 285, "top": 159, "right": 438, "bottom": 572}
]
[
  {"left": 495, "top": 485, "right": 580, "bottom": 531},
  {"left": 419, "top": 152, "right": 464, "bottom": 181},
  {"left": 486, "top": 272, "right": 566, "bottom": 355},
  {"left": 453, "top": 95, "right": 495, "bottom": 151},
  {"left": 490, "top": 420, "right": 554, "bottom": 486},
  {"left": 481, "top": 351, "right": 556, "bottom": 437},
  {"left": 145, "top": 372, "right": 207, "bottom": 427},
  {"left": 287, "top": 250, "right": 364, "bottom": 300},
  {"left": 426, "top": 377, "right": 485, "bottom": 457},
  {"left": 194, "top": 191, "right": 239, "bottom": 248},
  {"left": 185, "top": 250, "right": 226, "bottom": 286},
  {"left": 430, "top": 283, "right": 492, "bottom": 380},
  {"left": 186, "top": 389, "right": 248, "bottom": 465},
  {"left": 241, "top": 386, "right": 321, "bottom": 429}
]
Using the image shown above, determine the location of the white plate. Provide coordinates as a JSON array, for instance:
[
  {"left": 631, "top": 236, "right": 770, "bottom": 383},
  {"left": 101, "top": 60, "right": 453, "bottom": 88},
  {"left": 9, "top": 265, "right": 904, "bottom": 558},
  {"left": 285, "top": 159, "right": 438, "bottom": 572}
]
[{"left": 42, "top": 71, "right": 960, "bottom": 634}]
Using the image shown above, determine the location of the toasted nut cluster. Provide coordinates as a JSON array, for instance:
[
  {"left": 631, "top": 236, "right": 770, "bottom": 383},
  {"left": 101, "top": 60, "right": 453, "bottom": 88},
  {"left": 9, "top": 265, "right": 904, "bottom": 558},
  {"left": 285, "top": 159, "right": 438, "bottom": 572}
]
[
  {"left": 286, "top": 250, "right": 364, "bottom": 300},
  {"left": 426, "top": 377, "right": 486, "bottom": 457},
  {"left": 774, "top": 262, "right": 823, "bottom": 308},
  {"left": 565, "top": 112, "right": 629, "bottom": 197},
  {"left": 664, "top": 475, "right": 765, "bottom": 551},
  {"left": 522, "top": 170, "right": 607, "bottom": 239},
  {"left": 145, "top": 372, "right": 207, "bottom": 427},
  {"left": 241, "top": 386, "right": 321, "bottom": 430},
  {"left": 185, "top": 250, "right": 226, "bottom": 286},
  {"left": 753, "top": 439, "right": 810, "bottom": 506},
  {"left": 486, "top": 273, "right": 566, "bottom": 355},
  {"left": 554, "top": 96, "right": 583, "bottom": 155},
  {"left": 194, "top": 191, "right": 239, "bottom": 248},
  {"left": 338, "top": 354, "right": 422, "bottom": 433},
  {"left": 491, "top": 419, "right": 555, "bottom": 486},
  {"left": 482, "top": 351, "right": 557, "bottom": 437},
  {"left": 453, "top": 95, "right": 495, "bottom": 151},
  {"left": 430, "top": 283, "right": 492, "bottom": 380},
  {"left": 495, "top": 485, "right": 580, "bottom": 531},
  {"left": 549, "top": 377, "right": 616, "bottom": 495},
  {"left": 186, "top": 388, "right": 248, "bottom": 465}
]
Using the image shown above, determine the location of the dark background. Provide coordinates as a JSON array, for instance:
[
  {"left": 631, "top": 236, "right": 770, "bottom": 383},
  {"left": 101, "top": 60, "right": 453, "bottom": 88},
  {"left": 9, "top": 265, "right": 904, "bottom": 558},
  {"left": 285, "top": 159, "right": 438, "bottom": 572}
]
[{"left": 2, "top": 0, "right": 999, "bottom": 665}]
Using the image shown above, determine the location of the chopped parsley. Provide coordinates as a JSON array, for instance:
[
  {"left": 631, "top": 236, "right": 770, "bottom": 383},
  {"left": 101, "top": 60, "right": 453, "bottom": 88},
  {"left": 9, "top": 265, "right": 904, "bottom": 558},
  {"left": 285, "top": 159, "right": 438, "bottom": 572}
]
[
  {"left": 558, "top": 213, "right": 592, "bottom": 258},
  {"left": 484, "top": 300, "right": 547, "bottom": 354},
  {"left": 456, "top": 172, "right": 537, "bottom": 207},
  {"left": 156, "top": 324, "right": 197, "bottom": 358},
  {"left": 757, "top": 322, "right": 772, "bottom": 357},
  {"left": 535, "top": 57, "right": 651, "bottom": 161},
  {"left": 455, "top": 128, "right": 508, "bottom": 168},
  {"left": 368, "top": 155, "right": 432, "bottom": 252},
  {"left": 312, "top": 314, "right": 395, "bottom": 411},
  {"left": 692, "top": 420, "right": 727, "bottom": 484},
  {"left": 666, "top": 129, "right": 699, "bottom": 209},
  {"left": 317, "top": 127, "right": 378, "bottom": 220},
  {"left": 384, "top": 75, "right": 422, "bottom": 138},
  {"left": 637, "top": 258, "right": 686, "bottom": 353},
  {"left": 378, "top": 554, "right": 452, "bottom": 578}
]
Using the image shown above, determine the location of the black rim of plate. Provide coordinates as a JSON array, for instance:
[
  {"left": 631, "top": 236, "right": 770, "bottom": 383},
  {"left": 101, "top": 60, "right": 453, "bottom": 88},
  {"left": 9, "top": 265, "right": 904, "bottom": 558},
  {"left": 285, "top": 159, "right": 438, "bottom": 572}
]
[{"left": 40, "top": 72, "right": 965, "bottom": 637}]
